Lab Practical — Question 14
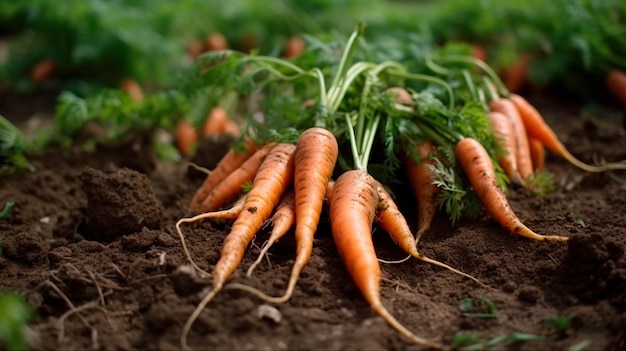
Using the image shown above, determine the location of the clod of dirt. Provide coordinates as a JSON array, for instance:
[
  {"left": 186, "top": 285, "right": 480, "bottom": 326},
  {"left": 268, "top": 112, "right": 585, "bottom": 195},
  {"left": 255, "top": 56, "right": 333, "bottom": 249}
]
[
  {"left": 81, "top": 166, "right": 164, "bottom": 242},
  {"left": 170, "top": 265, "right": 209, "bottom": 297},
  {"left": 1, "top": 230, "right": 48, "bottom": 265}
]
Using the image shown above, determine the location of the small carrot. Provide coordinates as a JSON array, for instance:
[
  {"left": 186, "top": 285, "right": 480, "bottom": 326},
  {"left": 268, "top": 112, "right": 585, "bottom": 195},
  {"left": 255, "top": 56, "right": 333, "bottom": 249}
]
[
  {"left": 487, "top": 110, "right": 523, "bottom": 184},
  {"left": 187, "top": 39, "right": 205, "bottom": 59},
  {"left": 330, "top": 170, "right": 444, "bottom": 349},
  {"left": 223, "top": 119, "right": 240, "bottom": 136},
  {"left": 606, "top": 69, "right": 626, "bottom": 107},
  {"left": 198, "top": 143, "right": 275, "bottom": 212},
  {"left": 189, "top": 137, "right": 259, "bottom": 212},
  {"left": 119, "top": 77, "right": 144, "bottom": 103},
  {"left": 490, "top": 98, "right": 533, "bottom": 180},
  {"left": 510, "top": 93, "right": 626, "bottom": 172},
  {"left": 205, "top": 32, "right": 229, "bottom": 51},
  {"left": 282, "top": 35, "right": 306, "bottom": 59},
  {"left": 375, "top": 183, "right": 484, "bottom": 285},
  {"left": 385, "top": 87, "right": 415, "bottom": 106},
  {"left": 246, "top": 188, "right": 296, "bottom": 277},
  {"left": 402, "top": 140, "right": 439, "bottom": 243},
  {"left": 500, "top": 52, "right": 531, "bottom": 94},
  {"left": 455, "top": 137, "right": 568, "bottom": 241},
  {"left": 528, "top": 137, "right": 545, "bottom": 171},
  {"left": 201, "top": 107, "right": 229, "bottom": 136},
  {"left": 179, "top": 142, "right": 296, "bottom": 350},
  {"left": 470, "top": 44, "right": 487, "bottom": 63},
  {"left": 175, "top": 120, "right": 198, "bottom": 157},
  {"left": 30, "top": 58, "right": 55, "bottom": 81}
]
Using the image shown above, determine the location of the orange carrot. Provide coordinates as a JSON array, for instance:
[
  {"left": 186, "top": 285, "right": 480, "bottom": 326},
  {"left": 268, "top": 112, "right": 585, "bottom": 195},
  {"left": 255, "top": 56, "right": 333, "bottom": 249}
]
[
  {"left": 487, "top": 110, "right": 522, "bottom": 184},
  {"left": 187, "top": 39, "right": 205, "bottom": 59},
  {"left": 606, "top": 69, "right": 626, "bottom": 106},
  {"left": 30, "top": 58, "right": 55, "bottom": 81},
  {"left": 198, "top": 143, "right": 275, "bottom": 212},
  {"left": 201, "top": 107, "right": 229, "bottom": 136},
  {"left": 205, "top": 33, "right": 229, "bottom": 51},
  {"left": 490, "top": 98, "right": 533, "bottom": 180},
  {"left": 119, "top": 77, "right": 144, "bottom": 103},
  {"left": 385, "top": 87, "right": 415, "bottom": 106},
  {"left": 510, "top": 93, "right": 626, "bottom": 172},
  {"left": 175, "top": 120, "right": 198, "bottom": 157},
  {"left": 528, "top": 137, "right": 545, "bottom": 171},
  {"left": 282, "top": 36, "right": 305, "bottom": 59},
  {"left": 402, "top": 140, "right": 440, "bottom": 243},
  {"left": 375, "top": 183, "right": 484, "bottom": 285},
  {"left": 501, "top": 52, "right": 531, "bottom": 94},
  {"left": 455, "top": 137, "right": 568, "bottom": 241},
  {"left": 179, "top": 142, "right": 296, "bottom": 350},
  {"left": 329, "top": 169, "right": 444, "bottom": 349},
  {"left": 189, "top": 137, "right": 259, "bottom": 212},
  {"left": 470, "top": 44, "right": 487, "bottom": 63},
  {"left": 246, "top": 188, "right": 296, "bottom": 277},
  {"left": 223, "top": 119, "right": 240, "bottom": 136}
]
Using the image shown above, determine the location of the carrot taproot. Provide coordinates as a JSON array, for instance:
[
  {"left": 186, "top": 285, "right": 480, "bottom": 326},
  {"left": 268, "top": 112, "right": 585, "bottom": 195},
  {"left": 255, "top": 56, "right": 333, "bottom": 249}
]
[
  {"left": 501, "top": 52, "right": 531, "bottom": 94},
  {"left": 30, "top": 58, "right": 55, "bottom": 81},
  {"left": 487, "top": 110, "right": 523, "bottom": 184},
  {"left": 198, "top": 143, "right": 275, "bottom": 212},
  {"left": 246, "top": 188, "right": 296, "bottom": 277},
  {"left": 509, "top": 93, "right": 626, "bottom": 172},
  {"left": 119, "top": 77, "right": 144, "bottom": 103},
  {"left": 375, "top": 183, "right": 484, "bottom": 285},
  {"left": 179, "top": 142, "right": 296, "bottom": 350},
  {"left": 490, "top": 98, "right": 533, "bottom": 180},
  {"left": 455, "top": 137, "right": 568, "bottom": 241},
  {"left": 205, "top": 33, "right": 229, "bottom": 51},
  {"left": 175, "top": 120, "right": 198, "bottom": 157},
  {"left": 201, "top": 107, "right": 229, "bottom": 136},
  {"left": 402, "top": 140, "right": 440, "bottom": 243},
  {"left": 330, "top": 169, "right": 445, "bottom": 349},
  {"left": 282, "top": 35, "right": 306, "bottom": 59},
  {"left": 189, "top": 137, "right": 259, "bottom": 212},
  {"left": 606, "top": 69, "right": 626, "bottom": 107},
  {"left": 528, "top": 137, "right": 545, "bottom": 171}
]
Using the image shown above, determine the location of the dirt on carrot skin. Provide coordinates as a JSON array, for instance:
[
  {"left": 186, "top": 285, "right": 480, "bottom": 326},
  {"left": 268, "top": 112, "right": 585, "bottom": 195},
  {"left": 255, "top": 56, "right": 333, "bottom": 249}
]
[{"left": 1, "top": 96, "right": 626, "bottom": 351}]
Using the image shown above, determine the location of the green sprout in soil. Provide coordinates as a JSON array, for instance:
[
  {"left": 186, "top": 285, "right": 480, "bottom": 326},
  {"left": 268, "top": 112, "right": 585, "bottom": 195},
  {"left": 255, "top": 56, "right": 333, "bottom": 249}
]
[
  {"left": 458, "top": 296, "right": 499, "bottom": 319},
  {"left": 0, "top": 202, "right": 15, "bottom": 219}
]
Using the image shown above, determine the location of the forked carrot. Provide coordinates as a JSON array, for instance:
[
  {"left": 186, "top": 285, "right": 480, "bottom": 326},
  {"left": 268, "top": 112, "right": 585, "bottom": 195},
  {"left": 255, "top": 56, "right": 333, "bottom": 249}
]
[
  {"left": 179, "top": 142, "right": 296, "bottom": 350},
  {"left": 201, "top": 107, "right": 229, "bottom": 136},
  {"left": 509, "top": 93, "right": 626, "bottom": 172},
  {"left": 189, "top": 137, "right": 259, "bottom": 212},
  {"left": 198, "top": 143, "right": 275, "bottom": 212},
  {"left": 375, "top": 183, "right": 485, "bottom": 286},
  {"left": 175, "top": 120, "right": 199, "bottom": 157},
  {"left": 606, "top": 69, "right": 626, "bottom": 107},
  {"left": 30, "top": 58, "right": 55, "bottom": 81},
  {"left": 455, "top": 137, "right": 568, "bottom": 241},
  {"left": 119, "top": 77, "right": 144, "bottom": 103},
  {"left": 528, "top": 137, "right": 545, "bottom": 171},
  {"left": 402, "top": 140, "right": 440, "bottom": 243},
  {"left": 490, "top": 98, "right": 533, "bottom": 180},
  {"left": 246, "top": 188, "right": 296, "bottom": 277},
  {"left": 330, "top": 170, "right": 444, "bottom": 349},
  {"left": 487, "top": 110, "right": 522, "bottom": 184}
]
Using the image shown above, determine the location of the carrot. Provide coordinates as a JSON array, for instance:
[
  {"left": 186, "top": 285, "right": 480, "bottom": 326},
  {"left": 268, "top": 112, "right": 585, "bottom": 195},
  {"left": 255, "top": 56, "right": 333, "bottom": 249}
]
[
  {"left": 455, "top": 137, "right": 568, "bottom": 241},
  {"left": 330, "top": 170, "right": 444, "bottom": 349},
  {"left": 246, "top": 188, "right": 296, "bottom": 277},
  {"left": 30, "top": 58, "right": 55, "bottom": 81},
  {"left": 205, "top": 33, "right": 229, "bottom": 51},
  {"left": 375, "top": 183, "right": 484, "bottom": 285},
  {"left": 528, "top": 137, "right": 545, "bottom": 171},
  {"left": 487, "top": 110, "right": 523, "bottom": 184},
  {"left": 470, "top": 44, "right": 487, "bottom": 63},
  {"left": 402, "top": 140, "right": 439, "bottom": 243},
  {"left": 500, "top": 52, "right": 531, "bottom": 94},
  {"left": 179, "top": 142, "right": 296, "bottom": 350},
  {"left": 223, "top": 119, "right": 240, "bottom": 136},
  {"left": 510, "top": 93, "right": 626, "bottom": 172},
  {"left": 188, "top": 137, "right": 259, "bottom": 212},
  {"left": 119, "top": 77, "right": 144, "bottom": 103},
  {"left": 201, "top": 107, "right": 229, "bottom": 136},
  {"left": 175, "top": 120, "right": 198, "bottom": 157},
  {"left": 606, "top": 69, "right": 626, "bottom": 107},
  {"left": 187, "top": 39, "right": 205, "bottom": 59},
  {"left": 282, "top": 35, "right": 306, "bottom": 59},
  {"left": 198, "top": 143, "right": 275, "bottom": 212},
  {"left": 385, "top": 87, "right": 415, "bottom": 106},
  {"left": 490, "top": 98, "right": 534, "bottom": 180}
]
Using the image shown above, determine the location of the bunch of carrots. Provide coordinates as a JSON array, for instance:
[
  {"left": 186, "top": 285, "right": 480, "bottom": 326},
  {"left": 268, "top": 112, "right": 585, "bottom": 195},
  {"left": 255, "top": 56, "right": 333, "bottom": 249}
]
[{"left": 173, "top": 26, "right": 626, "bottom": 350}]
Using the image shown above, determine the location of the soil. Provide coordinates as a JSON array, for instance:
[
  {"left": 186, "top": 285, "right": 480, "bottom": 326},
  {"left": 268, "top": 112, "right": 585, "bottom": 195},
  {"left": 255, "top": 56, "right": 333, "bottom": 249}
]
[{"left": 1, "top": 95, "right": 626, "bottom": 351}]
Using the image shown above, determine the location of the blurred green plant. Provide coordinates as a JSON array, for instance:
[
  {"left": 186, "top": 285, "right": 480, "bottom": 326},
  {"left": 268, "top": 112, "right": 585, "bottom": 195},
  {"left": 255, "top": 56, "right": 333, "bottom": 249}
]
[{"left": 0, "top": 292, "right": 35, "bottom": 351}]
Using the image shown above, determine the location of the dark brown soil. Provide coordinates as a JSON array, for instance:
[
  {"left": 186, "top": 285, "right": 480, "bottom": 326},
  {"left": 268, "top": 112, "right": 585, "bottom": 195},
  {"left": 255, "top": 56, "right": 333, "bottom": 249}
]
[{"left": 1, "top": 96, "right": 626, "bottom": 351}]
